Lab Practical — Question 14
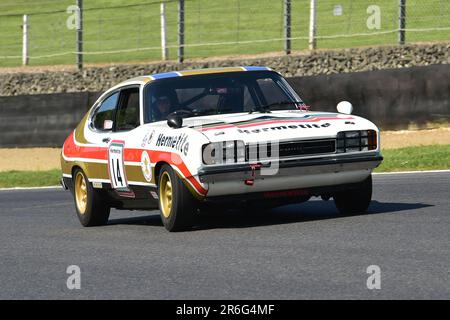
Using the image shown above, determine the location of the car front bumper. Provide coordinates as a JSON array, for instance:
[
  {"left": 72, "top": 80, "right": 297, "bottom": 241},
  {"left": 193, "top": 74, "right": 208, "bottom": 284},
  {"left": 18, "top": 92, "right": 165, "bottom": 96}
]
[{"left": 198, "top": 153, "right": 383, "bottom": 197}]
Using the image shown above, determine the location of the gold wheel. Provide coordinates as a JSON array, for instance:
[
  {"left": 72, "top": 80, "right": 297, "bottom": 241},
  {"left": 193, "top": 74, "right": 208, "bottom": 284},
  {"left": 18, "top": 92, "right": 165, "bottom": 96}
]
[
  {"left": 159, "top": 171, "right": 173, "bottom": 218},
  {"left": 75, "top": 171, "right": 88, "bottom": 215}
]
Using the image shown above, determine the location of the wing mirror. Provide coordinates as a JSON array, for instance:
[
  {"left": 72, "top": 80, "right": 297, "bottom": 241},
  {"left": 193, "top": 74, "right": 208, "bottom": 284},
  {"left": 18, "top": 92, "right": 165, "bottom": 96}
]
[
  {"left": 337, "top": 101, "right": 353, "bottom": 115},
  {"left": 167, "top": 114, "right": 183, "bottom": 129},
  {"left": 103, "top": 120, "right": 113, "bottom": 130}
]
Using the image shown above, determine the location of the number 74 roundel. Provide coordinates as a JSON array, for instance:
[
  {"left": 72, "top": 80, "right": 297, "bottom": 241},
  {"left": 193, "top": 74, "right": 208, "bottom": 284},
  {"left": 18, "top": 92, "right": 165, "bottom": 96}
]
[{"left": 108, "top": 140, "right": 131, "bottom": 194}]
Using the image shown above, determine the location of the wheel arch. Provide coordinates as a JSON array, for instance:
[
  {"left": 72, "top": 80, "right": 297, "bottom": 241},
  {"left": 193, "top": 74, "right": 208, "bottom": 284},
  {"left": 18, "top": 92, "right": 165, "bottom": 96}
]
[
  {"left": 153, "top": 161, "right": 205, "bottom": 200},
  {"left": 154, "top": 161, "right": 170, "bottom": 184},
  {"left": 71, "top": 164, "right": 83, "bottom": 178}
]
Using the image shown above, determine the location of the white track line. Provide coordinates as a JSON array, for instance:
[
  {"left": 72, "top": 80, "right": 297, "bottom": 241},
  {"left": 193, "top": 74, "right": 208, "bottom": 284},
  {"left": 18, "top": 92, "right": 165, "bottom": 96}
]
[
  {"left": 0, "top": 169, "right": 449, "bottom": 191},
  {"left": 0, "top": 186, "right": 61, "bottom": 191},
  {"left": 373, "top": 169, "right": 450, "bottom": 175}
]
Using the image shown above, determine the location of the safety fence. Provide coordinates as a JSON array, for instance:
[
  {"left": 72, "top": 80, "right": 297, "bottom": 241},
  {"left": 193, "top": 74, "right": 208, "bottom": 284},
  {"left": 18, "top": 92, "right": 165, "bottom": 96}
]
[{"left": 0, "top": 0, "right": 449, "bottom": 68}]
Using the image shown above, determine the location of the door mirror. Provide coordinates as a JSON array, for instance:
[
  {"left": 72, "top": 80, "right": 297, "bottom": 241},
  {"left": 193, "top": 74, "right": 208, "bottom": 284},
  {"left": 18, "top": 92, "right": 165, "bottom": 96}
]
[
  {"left": 103, "top": 120, "right": 113, "bottom": 130},
  {"left": 337, "top": 101, "right": 353, "bottom": 115},
  {"left": 167, "top": 114, "right": 183, "bottom": 129}
]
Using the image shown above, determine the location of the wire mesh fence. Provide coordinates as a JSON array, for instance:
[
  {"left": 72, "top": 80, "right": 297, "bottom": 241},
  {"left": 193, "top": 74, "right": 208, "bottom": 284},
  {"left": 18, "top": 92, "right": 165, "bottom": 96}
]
[{"left": 0, "top": 0, "right": 449, "bottom": 68}]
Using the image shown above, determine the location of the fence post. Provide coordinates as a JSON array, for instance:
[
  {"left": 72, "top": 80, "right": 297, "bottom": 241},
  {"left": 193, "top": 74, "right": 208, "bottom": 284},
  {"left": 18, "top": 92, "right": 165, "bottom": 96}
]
[
  {"left": 160, "top": 2, "right": 168, "bottom": 60},
  {"left": 76, "top": 0, "right": 83, "bottom": 70},
  {"left": 178, "top": 0, "right": 185, "bottom": 63},
  {"left": 398, "top": 0, "right": 406, "bottom": 45},
  {"left": 284, "top": 0, "right": 291, "bottom": 55},
  {"left": 22, "top": 15, "right": 29, "bottom": 66},
  {"left": 308, "top": 0, "right": 317, "bottom": 50}
]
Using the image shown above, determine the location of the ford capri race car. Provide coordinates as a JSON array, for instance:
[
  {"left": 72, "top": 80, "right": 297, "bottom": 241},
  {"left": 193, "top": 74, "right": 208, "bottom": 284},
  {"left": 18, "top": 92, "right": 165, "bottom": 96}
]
[{"left": 61, "top": 67, "right": 383, "bottom": 231}]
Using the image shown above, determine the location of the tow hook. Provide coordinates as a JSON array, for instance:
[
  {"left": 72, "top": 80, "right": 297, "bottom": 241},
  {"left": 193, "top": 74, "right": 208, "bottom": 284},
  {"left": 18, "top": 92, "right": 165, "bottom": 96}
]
[{"left": 244, "top": 163, "right": 262, "bottom": 186}]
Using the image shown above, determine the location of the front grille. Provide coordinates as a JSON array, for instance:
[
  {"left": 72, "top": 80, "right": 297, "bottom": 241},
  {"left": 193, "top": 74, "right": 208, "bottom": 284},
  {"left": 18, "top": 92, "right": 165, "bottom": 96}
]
[
  {"left": 246, "top": 139, "right": 336, "bottom": 161},
  {"left": 279, "top": 139, "right": 336, "bottom": 157}
]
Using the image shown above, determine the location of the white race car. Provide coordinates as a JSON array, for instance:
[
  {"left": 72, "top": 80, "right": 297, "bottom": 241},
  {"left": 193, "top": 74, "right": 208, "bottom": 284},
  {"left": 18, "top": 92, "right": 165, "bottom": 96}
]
[{"left": 61, "top": 67, "right": 383, "bottom": 231}]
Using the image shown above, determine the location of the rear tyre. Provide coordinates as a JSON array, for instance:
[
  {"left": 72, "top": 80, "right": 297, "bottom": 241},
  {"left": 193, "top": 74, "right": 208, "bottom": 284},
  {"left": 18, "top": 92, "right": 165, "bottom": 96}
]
[
  {"left": 73, "top": 168, "right": 110, "bottom": 227},
  {"left": 158, "top": 164, "right": 197, "bottom": 232},
  {"left": 333, "top": 175, "right": 372, "bottom": 215}
]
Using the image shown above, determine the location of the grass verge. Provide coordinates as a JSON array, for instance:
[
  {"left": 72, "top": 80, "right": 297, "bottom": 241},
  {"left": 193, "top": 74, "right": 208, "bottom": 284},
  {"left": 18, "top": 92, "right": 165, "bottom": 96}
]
[
  {"left": 0, "top": 169, "right": 61, "bottom": 188},
  {"left": 1, "top": 0, "right": 449, "bottom": 67},
  {"left": 0, "top": 145, "right": 448, "bottom": 188},
  {"left": 375, "top": 145, "right": 450, "bottom": 172}
]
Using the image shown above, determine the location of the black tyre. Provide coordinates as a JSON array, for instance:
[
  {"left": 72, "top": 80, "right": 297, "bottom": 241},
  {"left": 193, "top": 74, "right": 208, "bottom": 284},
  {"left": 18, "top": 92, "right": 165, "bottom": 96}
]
[
  {"left": 333, "top": 174, "right": 372, "bottom": 215},
  {"left": 73, "top": 168, "right": 110, "bottom": 227},
  {"left": 158, "top": 164, "right": 197, "bottom": 232}
]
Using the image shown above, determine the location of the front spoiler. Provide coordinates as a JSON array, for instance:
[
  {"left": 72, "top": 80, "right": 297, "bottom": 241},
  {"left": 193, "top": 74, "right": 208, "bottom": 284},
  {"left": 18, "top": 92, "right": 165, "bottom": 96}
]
[
  {"left": 204, "top": 179, "right": 366, "bottom": 203},
  {"left": 198, "top": 154, "right": 383, "bottom": 183}
]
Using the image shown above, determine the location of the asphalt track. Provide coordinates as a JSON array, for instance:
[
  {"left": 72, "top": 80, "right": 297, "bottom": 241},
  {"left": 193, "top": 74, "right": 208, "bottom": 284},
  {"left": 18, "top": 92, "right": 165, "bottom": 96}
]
[{"left": 0, "top": 172, "right": 449, "bottom": 299}]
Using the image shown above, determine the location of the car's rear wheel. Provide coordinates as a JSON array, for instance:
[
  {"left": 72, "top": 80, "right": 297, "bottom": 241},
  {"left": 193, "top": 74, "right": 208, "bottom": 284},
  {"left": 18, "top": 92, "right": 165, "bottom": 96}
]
[
  {"left": 73, "top": 168, "right": 110, "bottom": 227},
  {"left": 333, "top": 174, "right": 372, "bottom": 215},
  {"left": 158, "top": 164, "right": 197, "bottom": 232}
]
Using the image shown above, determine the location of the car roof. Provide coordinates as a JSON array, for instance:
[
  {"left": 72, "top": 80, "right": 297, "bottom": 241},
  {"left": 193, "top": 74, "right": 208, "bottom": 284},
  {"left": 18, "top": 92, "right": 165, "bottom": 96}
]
[{"left": 117, "top": 66, "right": 273, "bottom": 87}]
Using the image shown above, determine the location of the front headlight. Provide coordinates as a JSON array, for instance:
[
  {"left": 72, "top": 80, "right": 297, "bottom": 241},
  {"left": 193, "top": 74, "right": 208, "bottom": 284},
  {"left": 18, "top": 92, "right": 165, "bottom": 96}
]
[
  {"left": 337, "top": 130, "right": 377, "bottom": 153},
  {"left": 202, "top": 140, "right": 245, "bottom": 165}
]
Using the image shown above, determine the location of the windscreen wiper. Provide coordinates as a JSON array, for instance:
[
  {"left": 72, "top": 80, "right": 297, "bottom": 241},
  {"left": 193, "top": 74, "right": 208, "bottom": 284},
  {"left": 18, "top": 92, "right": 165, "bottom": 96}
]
[
  {"left": 249, "top": 101, "right": 301, "bottom": 114},
  {"left": 167, "top": 109, "right": 194, "bottom": 118},
  {"left": 168, "top": 108, "right": 234, "bottom": 118},
  {"left": 191, "top": 108, "right": 232, "bottom": 116}
]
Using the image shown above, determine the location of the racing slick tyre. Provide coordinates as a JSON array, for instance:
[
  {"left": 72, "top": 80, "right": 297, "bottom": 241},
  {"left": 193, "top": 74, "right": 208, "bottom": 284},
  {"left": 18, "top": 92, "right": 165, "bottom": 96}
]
[
  {"left": 158, "top": 164, "right": 197, "bottom": 232},
  {"left": 333, "top": 174, "right": 372, "bottom": 215},
  {"left": 73, "top": 168, "right": 110, "bottom": 227}
]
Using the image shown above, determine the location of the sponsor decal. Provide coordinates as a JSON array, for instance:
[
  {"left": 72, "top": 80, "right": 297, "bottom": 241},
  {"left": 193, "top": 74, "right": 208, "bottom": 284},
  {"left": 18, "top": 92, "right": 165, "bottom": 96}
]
[
  {"left": 140, "top": 151, "right": 152, "bottom": 183},
  {"left": 238, "top": 122, "right": 331, "bottom": 134},
  {"left": 193, "top": 115, "right": 348, "bottom": 132},
  {"left": 148, "top": 130, "right": 155, "bottom": 144},
  {"left": 155, "top": 133, "right": 189, "bottom": 156},
  {"left": 141, "top": 130, "right": 155, "bottom": 148}
]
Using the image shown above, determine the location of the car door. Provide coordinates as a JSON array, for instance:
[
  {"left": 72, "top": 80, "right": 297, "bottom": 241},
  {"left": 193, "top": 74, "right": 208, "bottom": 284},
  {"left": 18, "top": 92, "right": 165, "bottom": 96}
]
[
  {"left": 88, "top": 91, "right": 120, "bottom": 186},
  {"left": 107, "top": 86, "right": 141, "bottom": 196}
]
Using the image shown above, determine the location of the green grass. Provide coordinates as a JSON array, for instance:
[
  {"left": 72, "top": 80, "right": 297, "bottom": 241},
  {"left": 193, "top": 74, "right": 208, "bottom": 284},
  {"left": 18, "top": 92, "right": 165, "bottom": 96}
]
[
  {"left": 0, "top": 0, "right": 449, "bottom": 67},
  {"left": 0, "top": 169, "right": 61, "bottom": 188},
  {"left": 0, "top": 145, "right": 448, "bottom": 188},
  {"left": 375, "top": 145, "right": 450, "bottom": 172}
]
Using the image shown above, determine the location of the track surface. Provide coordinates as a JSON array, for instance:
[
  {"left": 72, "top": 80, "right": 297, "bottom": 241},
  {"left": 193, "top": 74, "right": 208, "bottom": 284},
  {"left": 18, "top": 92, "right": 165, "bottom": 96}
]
[{"left": 0, "top": 173, "right": 449, "bottom": 299}]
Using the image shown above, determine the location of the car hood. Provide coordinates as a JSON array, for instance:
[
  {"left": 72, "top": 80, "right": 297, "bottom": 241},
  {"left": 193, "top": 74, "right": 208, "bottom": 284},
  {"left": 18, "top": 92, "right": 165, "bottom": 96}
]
[{"left": 181, "top": 110, "right": 378, "bottom": 143}]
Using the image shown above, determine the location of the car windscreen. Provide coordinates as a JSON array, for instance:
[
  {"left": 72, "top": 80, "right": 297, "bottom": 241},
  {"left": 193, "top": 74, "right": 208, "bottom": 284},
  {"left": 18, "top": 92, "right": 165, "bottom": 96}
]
[{"left": 143, "top": 71, "right": 304, "bottom": 123}]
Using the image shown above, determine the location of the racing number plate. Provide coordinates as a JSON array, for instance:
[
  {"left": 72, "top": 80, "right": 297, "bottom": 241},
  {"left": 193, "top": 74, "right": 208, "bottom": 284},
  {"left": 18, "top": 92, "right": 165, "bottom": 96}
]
[{"left": 108, "top": 140, "right": 131, "bottom": 194}]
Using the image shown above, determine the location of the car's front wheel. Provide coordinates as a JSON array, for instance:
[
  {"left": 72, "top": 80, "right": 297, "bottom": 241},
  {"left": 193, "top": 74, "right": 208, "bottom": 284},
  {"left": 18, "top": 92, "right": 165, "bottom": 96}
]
[
  {"left": 333, "top": 174, "right": 372, "bottom": 215},
  {"left": 73, "top": 168, "right": 110, "bottom": 227},
  {"left": 158, "top": 164, "right": 197, "bottom": 232}
]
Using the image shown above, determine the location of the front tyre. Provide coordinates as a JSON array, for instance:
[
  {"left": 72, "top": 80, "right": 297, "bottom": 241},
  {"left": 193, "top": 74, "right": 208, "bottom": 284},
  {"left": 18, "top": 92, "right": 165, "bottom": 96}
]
[
  {"left": 158, "top": 164, "right": 197, "bottom": 232},
  {"left": 73, "top": 168, "right": 110, "bottom": 227},
  {"left": 333, "top": 174, "right": 372, "bottom": 215}
]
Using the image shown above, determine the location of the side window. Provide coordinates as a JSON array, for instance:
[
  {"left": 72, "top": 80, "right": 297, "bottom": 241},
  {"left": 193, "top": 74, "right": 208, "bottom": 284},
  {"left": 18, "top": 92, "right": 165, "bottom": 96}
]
[
  {"left": 115, "top": 87, "right": 140, "bottom": 131},
  {"left": 92, "top": 92, "right": 119, "bottom": 131}
]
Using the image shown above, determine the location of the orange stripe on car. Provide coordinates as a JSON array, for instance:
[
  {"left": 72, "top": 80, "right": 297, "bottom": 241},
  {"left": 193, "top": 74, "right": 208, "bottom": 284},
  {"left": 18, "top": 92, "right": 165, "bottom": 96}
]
[{"left": 64, "top": 132, "right": 207, "bottom": 196}]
